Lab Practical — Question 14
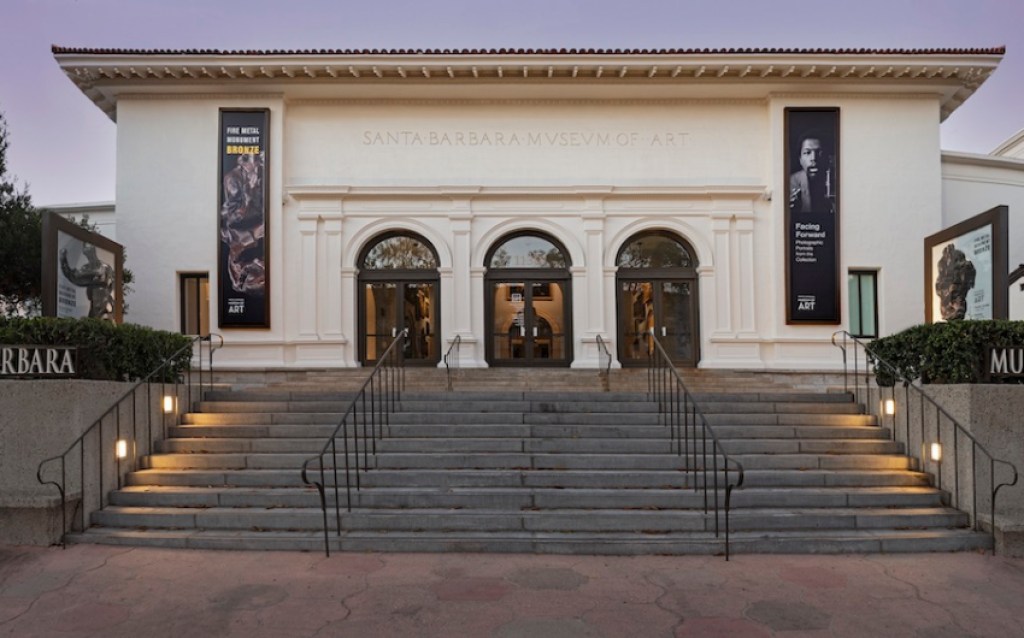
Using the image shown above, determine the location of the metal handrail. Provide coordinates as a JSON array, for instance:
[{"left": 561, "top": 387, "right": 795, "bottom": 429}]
[
  {"left": 443, "top": 334, "right": 462, "bottom": 392},
  {"left": 646, "top": 331, "right": 744, "bottom": 560},
  {"left": 831, "top": 330, "right": 1019, "bottom": 554},
  {"left": 595, "top": 334, "right": 612, "bottom": 391},
  {"left": 36, "top": 333, "right": 223, "bottom": 547},
  {"left": 301, "top": 329, "right": 408, "bottom": 556}
]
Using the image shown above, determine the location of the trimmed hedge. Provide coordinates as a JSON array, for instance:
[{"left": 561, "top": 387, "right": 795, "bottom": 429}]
[
  {"left": 869, "top": 321, "right": 1024, "bottom": 385},
  {"left": 0, "top": 317, "right": 194, "bottom": 382}
]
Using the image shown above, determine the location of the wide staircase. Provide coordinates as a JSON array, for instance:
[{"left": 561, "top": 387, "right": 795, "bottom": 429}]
[{"left": 70, "top": 369, "right": 991, "bottom": 554}]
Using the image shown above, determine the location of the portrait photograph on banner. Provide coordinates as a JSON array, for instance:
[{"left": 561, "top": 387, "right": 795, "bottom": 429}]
[
  {"left": 218, "top": 109, "right": 270, "bottom": 328},
  {"left": 41, "top": 212, "right": 124, "bottom": 324},
  {"left": 785, "top": 107, "right": 840, "bottom": 324},
  {"left": 924, "top": 205, "right": 1008, "bottom": 323}
]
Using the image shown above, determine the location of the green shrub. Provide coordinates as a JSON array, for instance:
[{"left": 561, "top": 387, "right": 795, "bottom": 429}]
[
  {"left": 0, "top": 317, "right": 194, "bottom": 382},
  {"left": 868, "top": 321, "right": 1024, "bottom": 385}
]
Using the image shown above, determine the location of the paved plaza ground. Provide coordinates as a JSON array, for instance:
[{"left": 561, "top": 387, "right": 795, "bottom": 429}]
[{"left": 2, "top": 544, "right": 1024, "bottom": 637}]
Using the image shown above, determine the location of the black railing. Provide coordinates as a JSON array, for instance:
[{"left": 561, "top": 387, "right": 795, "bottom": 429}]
[
  {"left": 444, "top": 334, "right": 462, "bottom": 392},
  {"left": 301, "top": 329, "right": 408, "bottom": 556},
  {"left": 647, "top": 332, "right": 743, "bottom": 560},
  {"left": 595, "top": 334, "right": 612, "bottom": 391},
  {"left": 831, "top": 330, "right": 1019, "bottom": 553},
  {"left": 36, "top": 334, "right": 222, "bottom": 547}
]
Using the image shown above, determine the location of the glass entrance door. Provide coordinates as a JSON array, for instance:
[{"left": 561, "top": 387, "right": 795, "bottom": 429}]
[
  {"left": 618, "top": 279, "right": 697, "bottom": 366},
  {"left": 490, "top": 280, "right": 567, "bottom": 365},
  {"left": 363, "top": 281, "right": 437, "bottom": 364}
]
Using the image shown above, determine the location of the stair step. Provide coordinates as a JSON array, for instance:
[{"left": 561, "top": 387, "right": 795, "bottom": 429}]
[
  {"left": 68, "top": 527, "right": 992, "bottom": 554},
  {"left": 91, "top": 504, "right": 966, "bottom": 534},
  {"left": 109, "top": 485, "right": 946, "bottom": 510},
  {"left": 125, "top": 467, "right": 935, "bottom": 489}
]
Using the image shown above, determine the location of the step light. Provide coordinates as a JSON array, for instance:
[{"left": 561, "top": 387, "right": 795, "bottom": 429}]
[
  {"left": 115, "top": 439, "right": 128, "bottom": 459},
  {"left": 163, "top": 395, "right": 177, "bottom": 413},
  {"left": 883, "top": 399, "right": 896, "bottom": 416},
  {"left": 929, "top": 442, "right": 942, "bottom": 462}
]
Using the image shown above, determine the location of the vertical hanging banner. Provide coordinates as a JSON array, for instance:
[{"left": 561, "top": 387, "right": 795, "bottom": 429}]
[
  {"left": 785, "top": 108, "right": 840, "bottom": 324},
  {"left": 218, "top": 109, "right": 270, "bottom": 328}
]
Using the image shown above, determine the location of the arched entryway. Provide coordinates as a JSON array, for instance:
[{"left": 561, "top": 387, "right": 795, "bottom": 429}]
[
  {"left": 357, "top": 232, "right": 440, "bottom": 366},
  {"left": 485, "top": 232, "right": 573, "bottom": 366},
  {"left": 615, "top": 231, "right": 700, "bottom": 366}
]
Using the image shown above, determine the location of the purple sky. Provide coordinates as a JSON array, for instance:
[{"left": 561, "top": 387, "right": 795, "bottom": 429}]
[{"left": 2, "top": 0, "right": 1023, "bottom": 206}]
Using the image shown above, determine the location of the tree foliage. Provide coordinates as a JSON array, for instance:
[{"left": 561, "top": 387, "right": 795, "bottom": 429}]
[
  {"left": 0, "top": 111, "right": 43, "bottom": 314},
  {"left": 0, "top": 111, "right": 132, "bottom": 316}
]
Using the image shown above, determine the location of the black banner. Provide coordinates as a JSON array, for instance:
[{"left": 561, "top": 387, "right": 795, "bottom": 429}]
[
  {"left": 218, "top": 110, "right": 269, "bottom": 328},
  {"left": 785, "top": 108, "right": 840, "bottom": 324}
]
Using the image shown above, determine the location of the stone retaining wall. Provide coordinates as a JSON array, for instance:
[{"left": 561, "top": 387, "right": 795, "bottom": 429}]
[{"left": 0, "top": 380, "right": 175, "bottom": 545}]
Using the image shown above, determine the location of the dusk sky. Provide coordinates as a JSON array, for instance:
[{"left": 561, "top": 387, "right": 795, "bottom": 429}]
[{"left": 2, "top": 0, "right": 1023, "bottom": 206}]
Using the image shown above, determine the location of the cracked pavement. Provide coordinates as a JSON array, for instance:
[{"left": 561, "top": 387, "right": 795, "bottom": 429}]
[{"left": 1, "top": 545, "right": 1024, "bottom": 637}]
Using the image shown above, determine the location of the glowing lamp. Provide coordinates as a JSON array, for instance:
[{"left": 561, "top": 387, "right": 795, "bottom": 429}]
[
  {"left": 883, "top": 399, "right": 896, "bottom": 416},
  {"left": 115, "top": 439, "right": 128, "bottom": 459},
  {"left": 163, "top": 395, "right": 176, "bottom": 413},
  {"left": 930, "top": 442, "right": 942, "bottom": 463}
]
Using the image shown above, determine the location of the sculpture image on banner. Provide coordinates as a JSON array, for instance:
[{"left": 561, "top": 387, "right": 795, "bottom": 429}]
[
  {"left": 41, "top": 212, "right": 124, "bottom": 324},
  {"left": 218, "top": 109, "right": 269, "bottom": 328},
  {"left": 785, "top": 108, "right": 840, "bottom": 324},
  {"left": 925, "top": 205, "right": 1008, "bottom": 323}
]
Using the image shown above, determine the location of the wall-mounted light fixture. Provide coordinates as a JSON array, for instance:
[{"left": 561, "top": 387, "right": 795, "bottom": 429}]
[
  {"left": 883, "top": 399, "right": 896, "bottom": 416},
  {"left": 115, "top": 439, "right": 128, "bottom": 459},
  {"left": 929, "top": 442, "right": 942, "bottom": 462},
  {"left": 163, "top": 395, "right": 176, "bottom": 414}
]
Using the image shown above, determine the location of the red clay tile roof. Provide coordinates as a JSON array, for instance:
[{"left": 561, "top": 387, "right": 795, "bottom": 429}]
[{"left": 51, "top": 46, "right": 1006, "bottom": 56}]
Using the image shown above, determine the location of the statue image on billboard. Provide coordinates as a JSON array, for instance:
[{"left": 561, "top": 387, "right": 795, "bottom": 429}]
[{"left": 42, "top": 212, "right": 124, "bottom": 324}]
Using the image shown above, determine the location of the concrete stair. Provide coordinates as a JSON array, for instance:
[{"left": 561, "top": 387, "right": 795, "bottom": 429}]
[{"left": 69, "top": 371, "right": 992, "bottom": 554}]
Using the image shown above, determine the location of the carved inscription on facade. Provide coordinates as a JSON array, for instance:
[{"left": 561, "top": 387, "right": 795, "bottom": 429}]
[{"left": 362, "top": 130, "right": 689, "bottom": 148}]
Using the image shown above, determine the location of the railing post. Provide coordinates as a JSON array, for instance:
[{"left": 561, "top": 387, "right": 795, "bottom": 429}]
[{"left": 319, "top": 459, "right": 330, "bottom": 556}]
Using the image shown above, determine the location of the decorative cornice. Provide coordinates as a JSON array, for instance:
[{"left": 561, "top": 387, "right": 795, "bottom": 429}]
[
  {"left": 288, "top": 97, "right": 768, "bottom": 107},
  {"left": 118, "top": 92, "right": 284, "bottom": 101},
  {"left": 286, "top": 184, "right": 768, "bottom": 200},
  {"left": 51, "top": 45, "right": 1007, "bottom": 56},
  {"left": 991, "top": 127, "right": 1024, "bottom": 156},
  {"left": 941, "top": 150, "right": 1024, "bottom": 172},
  {"left": 54, "top": 47, "right": 1002, "bottom": 122}
]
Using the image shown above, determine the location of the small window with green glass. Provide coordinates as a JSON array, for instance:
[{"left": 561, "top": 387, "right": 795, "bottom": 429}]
[{"left": 847, "top": 270, "right": 878, "bottom": 338}]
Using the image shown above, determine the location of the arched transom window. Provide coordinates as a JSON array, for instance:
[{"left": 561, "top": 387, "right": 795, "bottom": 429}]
[
  {"left": 616, "top": 232, "right": 695, "bottom": 269},
  {"left": 488, "top": 234, "right": 569, "bottom": 269},
  {"left": 361, "top": 234, "right": 438, "bottom": 270}
]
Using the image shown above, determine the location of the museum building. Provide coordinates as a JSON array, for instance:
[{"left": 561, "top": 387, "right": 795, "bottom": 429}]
[{"left": 52, "top": 45, "right": 1013, "bottom": 370}]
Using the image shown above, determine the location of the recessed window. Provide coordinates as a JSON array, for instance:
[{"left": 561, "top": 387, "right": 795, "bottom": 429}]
[
  {"left": 180, "top": 273, "right": 210, "bottom": 335},
  {"left": 848, "top": 270, "right": 878, "bottom": 338}
]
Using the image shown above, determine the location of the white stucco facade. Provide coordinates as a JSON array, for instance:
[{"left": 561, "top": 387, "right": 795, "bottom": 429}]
[{"left": 55, "top": 46, "right": 1004, "bottom": 369}]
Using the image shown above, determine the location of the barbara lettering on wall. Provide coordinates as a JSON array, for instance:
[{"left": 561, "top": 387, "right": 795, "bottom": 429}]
[
  {"left": 925, "top": 205, "right": 1008, "bottom": 322},
  {"left": 785, "top": 108, "right": 840, "bottom": 324},
  {"left": 0, "top": 345, "right": 77, "bottom": 378},
  {"left": 41, "top": 212, "right": 124, "bottom": 324},
  {"left": 219, "top": 109, "right": 270, "bottom": 328}
]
